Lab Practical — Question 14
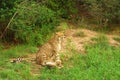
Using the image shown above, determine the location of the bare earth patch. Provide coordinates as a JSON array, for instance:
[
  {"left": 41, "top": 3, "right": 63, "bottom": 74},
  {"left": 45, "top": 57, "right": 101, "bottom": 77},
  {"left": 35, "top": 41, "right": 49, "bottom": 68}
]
[
  {"left": 107, "top": 35, "right": 120, "bottom": 46},
  {"left": 64, "top": 28, "right": 120, "bottom": 52},
  {"left": 63, "top": 29, "right": 98, "bottom": 53}
]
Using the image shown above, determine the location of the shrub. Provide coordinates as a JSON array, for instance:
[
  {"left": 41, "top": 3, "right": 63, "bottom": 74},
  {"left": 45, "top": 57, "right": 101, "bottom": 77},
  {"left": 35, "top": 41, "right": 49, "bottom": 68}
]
[
  {"left": 83, "top": 0, "right": 120, "bottom": 26},
  {"left": 7, "top": 1, "right": 59, "bottom": 45},
  {"left": 0, "top": 0, "right": 20, "bottom": 21},
  {"left": 44, "top": 0, "right": 77, "bottom": 18}
]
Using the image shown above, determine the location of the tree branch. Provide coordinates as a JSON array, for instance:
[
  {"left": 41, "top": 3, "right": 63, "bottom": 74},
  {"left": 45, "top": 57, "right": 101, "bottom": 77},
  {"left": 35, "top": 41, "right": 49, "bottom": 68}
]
[{"left": 0, "top": 12, "right": 17, "bottom": 39}]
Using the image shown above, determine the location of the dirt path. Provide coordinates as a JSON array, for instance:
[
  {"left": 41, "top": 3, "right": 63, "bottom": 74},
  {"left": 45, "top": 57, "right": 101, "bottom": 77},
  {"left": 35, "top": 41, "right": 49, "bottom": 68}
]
[{"left": 107, "top": 35, "right": 120, "bottom": 46}]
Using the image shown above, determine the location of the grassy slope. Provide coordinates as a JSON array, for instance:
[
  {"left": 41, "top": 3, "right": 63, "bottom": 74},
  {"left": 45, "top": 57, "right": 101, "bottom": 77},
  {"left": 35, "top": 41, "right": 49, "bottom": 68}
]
[
  {"left": 0, "top": 29, "right": 120, "bottom": 80},
  {"left": 39, "top": 35, "right": 120, "bottom": 80},
  {"left": 0, "top": 45, "right": 38, "bottom": 80}
]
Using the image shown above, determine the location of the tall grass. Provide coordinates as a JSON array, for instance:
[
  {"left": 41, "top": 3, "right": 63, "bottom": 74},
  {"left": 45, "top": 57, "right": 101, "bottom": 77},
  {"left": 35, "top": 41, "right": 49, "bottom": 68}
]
[
  {"left": 0, "top": 62, "right": 37, "bottom": 80},
  {"left": 0, "top": 45, "right": 38, "bottom": 59}
]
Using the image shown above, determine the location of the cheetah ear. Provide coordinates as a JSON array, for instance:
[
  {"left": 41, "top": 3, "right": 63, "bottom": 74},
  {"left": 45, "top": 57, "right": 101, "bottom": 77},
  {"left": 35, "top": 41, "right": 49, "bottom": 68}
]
[
  {"left": 55, "top": 32, "right": 58, "bottom": 35},
  {"left": 55, "top": 32, "right": 64, "bottom": 36},
  {"left": 63, "top": 35, "right": 66, "bottom": 38},
  {"left": 62, "top": 35, "right": 66, "bottom": 40},
  {"left": 55, "top": 32, "right": 61, "bottom": 35}
]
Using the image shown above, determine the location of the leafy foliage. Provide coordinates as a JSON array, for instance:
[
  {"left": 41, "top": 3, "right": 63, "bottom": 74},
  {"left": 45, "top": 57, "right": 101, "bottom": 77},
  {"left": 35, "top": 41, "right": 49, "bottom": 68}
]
[
  {"left": 44, "top": 0, "right": 77, "bottom": 18},
  {"left": 0, "top": 0, "right": 17, "bottom": 21},
  {"left": 84, "top": 0, "right": 120, "bottom": 25},
  {"left": 6, "top": 1, "right": 59, "bottom": 45}
]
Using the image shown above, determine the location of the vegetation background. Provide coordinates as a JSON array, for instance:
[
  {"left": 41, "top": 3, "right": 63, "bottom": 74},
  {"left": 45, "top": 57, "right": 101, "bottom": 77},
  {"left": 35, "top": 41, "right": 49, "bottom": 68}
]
[{"left": 0, "top": 0, "right": 120, "bottom": 80}]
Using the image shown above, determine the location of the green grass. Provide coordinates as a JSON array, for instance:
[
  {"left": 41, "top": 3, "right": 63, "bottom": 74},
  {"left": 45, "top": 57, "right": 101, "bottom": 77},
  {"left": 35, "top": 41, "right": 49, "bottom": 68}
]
[
  {"left": 56, "top": 22, "right": 69, "bottom": 32},
  {"left": 113, "top": 37, "right": 120, "bottom": 43},
  {"left": 0, "top": 45, "right": 38, "bottom": 59},
  {"left": 73, "top": 31, "right": 86, "bottom": 37},
  {"left": 0, "top": 42, "right": 4, "bottom": 51},
  {"left": 0, "top": 62, "right": 38, "bottom": 80},
  {"left": 91, "top": 34, "right": 108, "bottom": 44},
  {"left": 0, "top": 35, "right": 120, "bottom": 80},
  {"left": 0, "top": 44, "right": 39, "bottom": 80}
]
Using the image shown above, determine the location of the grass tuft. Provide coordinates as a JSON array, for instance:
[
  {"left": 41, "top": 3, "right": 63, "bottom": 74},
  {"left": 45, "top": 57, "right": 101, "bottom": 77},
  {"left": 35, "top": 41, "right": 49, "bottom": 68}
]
[
  {"left": 113, "top": 37, "right": 120, "bottom": 43},
  {"left": 0, "top": 45, "right": 38, "bottom": 59},
  {"left": 73, "top": 31, "right": 86, "bottom": 37}
]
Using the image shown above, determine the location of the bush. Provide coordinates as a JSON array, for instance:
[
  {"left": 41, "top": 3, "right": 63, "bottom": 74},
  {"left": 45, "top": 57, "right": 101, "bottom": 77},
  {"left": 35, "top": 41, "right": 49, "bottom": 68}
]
[
  {"left": 83, "top": 0, "right": 120, "bottom": 26},
  {"left": 0, "top": 0, "right": 20, "bottom": 21},
  {"left": 0, "top": 0, "right": 21, "bottom": 36},
  {"left": 7, "top": 1, "right": 59, "bottom": 45},
  {"left": 44, "top": 0, "right": 77, "bottom": 18}
]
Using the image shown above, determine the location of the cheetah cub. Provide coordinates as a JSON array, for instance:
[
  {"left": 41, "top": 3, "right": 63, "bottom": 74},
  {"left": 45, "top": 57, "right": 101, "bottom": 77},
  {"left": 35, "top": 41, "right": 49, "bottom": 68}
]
[{"left": 36, "top": 32, "right": 65, "bottom": 68}]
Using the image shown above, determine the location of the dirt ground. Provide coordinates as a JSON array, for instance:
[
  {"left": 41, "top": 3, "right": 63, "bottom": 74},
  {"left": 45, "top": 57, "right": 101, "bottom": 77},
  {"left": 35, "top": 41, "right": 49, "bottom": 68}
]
[{"left": 63, "top": 28, "right": 120, "bottom": 52}]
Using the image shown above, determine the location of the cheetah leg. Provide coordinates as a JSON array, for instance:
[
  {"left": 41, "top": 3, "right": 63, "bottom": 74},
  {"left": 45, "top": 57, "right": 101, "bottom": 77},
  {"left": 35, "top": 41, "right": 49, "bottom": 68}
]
[{"left": 55, "top": 53, "right": 63, "bottom": 68}]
